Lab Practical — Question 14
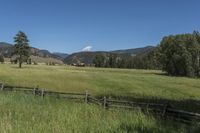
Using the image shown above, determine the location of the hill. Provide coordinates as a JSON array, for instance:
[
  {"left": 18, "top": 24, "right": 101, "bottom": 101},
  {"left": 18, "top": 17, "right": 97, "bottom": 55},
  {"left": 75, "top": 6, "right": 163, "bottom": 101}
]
[
  {"left": 0, "top": 42, "right": 67, "bottom": 63},
  {"left": 52, "top": 52, "right": 69, "bottom": 59},
  {"left": 0, "top": 42, "right": 13, "bottom": 57},
  {"left": 64, "top": 51, "right": 134, "bottom": 65},
  {"left": 64, "top": 46, "right": 155, "bottom": 64},
  {"left": 0, "top": 42, "right": 12, "bottom": 47},
  {"left": 1, "top": 42, "right": 155, "bottom": 65},
  {"left": 111, "top": 46, "right": 155, "bottom": 56}
]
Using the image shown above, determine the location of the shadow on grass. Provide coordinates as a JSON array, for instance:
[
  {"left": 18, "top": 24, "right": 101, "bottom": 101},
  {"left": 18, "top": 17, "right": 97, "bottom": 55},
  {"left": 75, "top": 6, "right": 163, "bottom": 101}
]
[
  {"left": 115, "top": 120, "right": 200, "bottom": 133},
  {"left": 150, "top": 71, "right": 200, "bottom": 79},
  {"left": 10, "top": 65, "right": 30, "bottom": 69},
  {"left": 117, "top": 123, "right": 159, "bottom": 133},
  {"left": 96, "top": 94, "right": 200, "bottom": 113}
]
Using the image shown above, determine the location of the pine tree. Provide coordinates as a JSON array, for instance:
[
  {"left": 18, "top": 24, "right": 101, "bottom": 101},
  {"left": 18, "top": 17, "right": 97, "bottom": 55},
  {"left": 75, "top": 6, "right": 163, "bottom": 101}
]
[{"left": 14, "top": 31, "right": 30, "bottom": 68}]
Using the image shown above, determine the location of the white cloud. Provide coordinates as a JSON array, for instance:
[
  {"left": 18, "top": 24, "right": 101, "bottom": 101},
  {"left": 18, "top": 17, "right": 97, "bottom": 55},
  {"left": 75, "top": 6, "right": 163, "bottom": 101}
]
[{"left": 82, "top": 46, "right": 92, "bottom": 51}]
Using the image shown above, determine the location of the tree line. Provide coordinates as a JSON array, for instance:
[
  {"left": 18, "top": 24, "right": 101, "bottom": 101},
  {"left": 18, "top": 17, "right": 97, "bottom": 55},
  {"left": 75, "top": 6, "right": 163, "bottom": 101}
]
[
  {"left": 93, "top": 31, "right": 200, "bottom": 77},
  {"left": 1, "top": 30, "right": 200, "bottom": 77},
  {"left": 93, "top": 50, "right": 161, "bottom": 70}
]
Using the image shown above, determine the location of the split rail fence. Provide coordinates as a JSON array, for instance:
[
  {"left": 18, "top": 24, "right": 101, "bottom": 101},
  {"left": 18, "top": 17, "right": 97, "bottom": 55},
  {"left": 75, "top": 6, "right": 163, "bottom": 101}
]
[{"left": 0, "top": 83, "right": 200, "bottom": 124}]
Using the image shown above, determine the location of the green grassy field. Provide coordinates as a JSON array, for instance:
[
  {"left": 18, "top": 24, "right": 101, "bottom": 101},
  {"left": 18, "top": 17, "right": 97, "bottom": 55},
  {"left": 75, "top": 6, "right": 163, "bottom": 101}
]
[
  {"left": 0, "top": 64, "right": 200, "bottom": 100},
  {"left": 0, "top": 92, "right": 198, "bottom": 133},
  {"left": 0, "top": 64, "right": 200, "bottom": 132}
]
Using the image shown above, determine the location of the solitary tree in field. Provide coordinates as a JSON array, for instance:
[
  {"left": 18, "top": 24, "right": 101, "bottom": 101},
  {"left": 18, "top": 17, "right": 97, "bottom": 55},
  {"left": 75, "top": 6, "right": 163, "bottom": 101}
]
[{"left": 14, "top": 31, "right": 30, "bottom": 68}]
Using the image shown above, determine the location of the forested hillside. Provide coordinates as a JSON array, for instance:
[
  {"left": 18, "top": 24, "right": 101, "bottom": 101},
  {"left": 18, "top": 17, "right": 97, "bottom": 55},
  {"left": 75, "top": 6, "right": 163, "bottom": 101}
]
[{"left": 64, "top": 46, "right": 155, "bottom": 65}]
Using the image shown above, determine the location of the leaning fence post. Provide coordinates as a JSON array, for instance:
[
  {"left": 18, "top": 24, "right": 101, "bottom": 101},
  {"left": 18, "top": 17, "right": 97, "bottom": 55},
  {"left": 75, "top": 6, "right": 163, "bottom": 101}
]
[
  {"left": 103, "top": 96, "right": 107, "bottom": 109},
  {"left": 0, "top": 83, "right": 4, "bottom": 91},
  {"left": 85, "top": 90, "right": 88, "bottom": 103}
]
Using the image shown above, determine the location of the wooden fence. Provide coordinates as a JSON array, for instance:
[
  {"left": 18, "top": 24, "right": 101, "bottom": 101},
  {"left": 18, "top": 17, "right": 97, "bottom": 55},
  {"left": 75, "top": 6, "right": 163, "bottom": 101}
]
[{"left": 0, "top": 83, "right": 200, "bottom": 124}]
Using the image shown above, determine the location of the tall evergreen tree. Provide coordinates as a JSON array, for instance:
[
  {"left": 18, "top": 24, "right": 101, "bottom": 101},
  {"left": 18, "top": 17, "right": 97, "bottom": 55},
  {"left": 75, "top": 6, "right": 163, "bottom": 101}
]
[
  {"left": 14, "top": 31, "right": 30, "bottom": 68},
  {"left": 93, "top": 54, "right": 106, "bottom": 67}
]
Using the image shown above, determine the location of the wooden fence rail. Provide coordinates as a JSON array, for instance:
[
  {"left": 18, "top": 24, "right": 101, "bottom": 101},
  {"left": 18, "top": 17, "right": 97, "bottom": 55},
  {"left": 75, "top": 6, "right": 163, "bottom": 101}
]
[{"left": 0, "top": 83, "right": 200, "bottom": 124}]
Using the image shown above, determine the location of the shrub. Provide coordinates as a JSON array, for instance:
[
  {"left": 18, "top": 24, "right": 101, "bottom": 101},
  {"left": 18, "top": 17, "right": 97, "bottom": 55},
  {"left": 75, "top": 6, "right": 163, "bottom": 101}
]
[{"left": 0, "top": 55, "right": 4, "bottom": 63}]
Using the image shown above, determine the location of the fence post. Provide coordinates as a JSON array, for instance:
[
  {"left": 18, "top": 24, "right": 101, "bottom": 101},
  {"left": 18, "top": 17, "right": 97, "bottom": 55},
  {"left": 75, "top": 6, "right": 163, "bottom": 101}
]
[
  {"left": 162, "top": 104, "right": 168, "bottom": 117},
  {"left": 0, "top": 83, "right": 4, "bottom": 91},
  {"left": 103, "top": 96, "right": 107, "bottom": 109},
  {"left": 33, "top": 87, "right": 36, "bottom": 95},
  {"left": 146, "top": 104, "right": 149, "bottom": 113},
  {"left": 85, "top": 90, "right": 88, "bottom": 103},
  {"left": 33, "top": 85, "right": 39, "bottom": 96},
  {"left": 41, "top": 89, "right": 45, "bottom": 98}
]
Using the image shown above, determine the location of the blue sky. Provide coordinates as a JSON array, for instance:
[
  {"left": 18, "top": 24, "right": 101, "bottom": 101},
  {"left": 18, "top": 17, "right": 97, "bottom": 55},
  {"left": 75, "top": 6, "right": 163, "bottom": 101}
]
[{"left": 0, "top": 0, "right": 199, "bottom": 53}]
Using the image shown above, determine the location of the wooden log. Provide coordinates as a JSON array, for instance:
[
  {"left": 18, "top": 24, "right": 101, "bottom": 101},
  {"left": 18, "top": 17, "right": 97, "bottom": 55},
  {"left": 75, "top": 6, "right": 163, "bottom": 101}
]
[
  {"left": 109, "top": 104, "right": 142, "bottom": 111},
  {"left": 107, "top": 99, "right": 165, "bottom": 107},
  {"left": 62, "top": 96, "right": 84, "bottom": 100},
  {"left": 167, "top": 108, "right": 200, "bottom": 117},
  {"left": 14, "top": 89, "right": 32, "bottom": 93},
  {"left": 4, "top": 85, "right": 34, "bottom": 90},
  {"left": 88, "top": 97, "right": 102, "bottom": 105},
  {"left": 88, "top": 97, "right": 100, "bottom": 102},
  {"left": 45, "top": 91, "right": 85, "bottom": 96}
]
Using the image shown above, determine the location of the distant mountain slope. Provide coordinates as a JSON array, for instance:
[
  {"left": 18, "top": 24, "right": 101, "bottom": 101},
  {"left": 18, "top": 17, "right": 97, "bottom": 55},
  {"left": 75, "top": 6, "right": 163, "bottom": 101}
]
[
  {"left": 0, "top": 42, "right": 14, "bottom": 57},
  {"left": 64, "top": 46, "right": 155, "bottom": 64},
  {"left": 53, "top": 52, "right": 69, "bottom": 59},
  {"left": 64, "top": 51, "right": 107, "bottom": 64},
  {"left": 1, "top": 42, "right": 155, "bottom": 64},
  {"left": 111, "top": 46, "right": 155, "bottom": 55},
  {"left": 0, "top": 42, "right": 67, "bottom": 60},
  {"left": 0, "top": 42, "right": 13, "bottom": 47},
  {"left": 30, "top": 55, "right": 63, "bottom": 64},
  {"left": 64, "top": 51, "right": 133, "bottom": 64}
]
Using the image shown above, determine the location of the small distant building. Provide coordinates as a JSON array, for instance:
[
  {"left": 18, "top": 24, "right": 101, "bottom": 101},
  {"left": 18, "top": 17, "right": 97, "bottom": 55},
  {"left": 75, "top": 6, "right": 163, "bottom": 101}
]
[
  {"left": 71, "top": 62, "right": 85, "bottom": 67},
  {"left": 71, "top": 56, "right": 85, "bottom": 67}
]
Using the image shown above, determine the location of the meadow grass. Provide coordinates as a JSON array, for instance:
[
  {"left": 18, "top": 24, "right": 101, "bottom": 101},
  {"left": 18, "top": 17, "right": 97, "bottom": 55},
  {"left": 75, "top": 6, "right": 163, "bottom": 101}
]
[
  {"left": 0, "top": 92, "right": 198, "bottom": 133},
  {"left": 0, "top": 64, "right": 199, "bottom": 100},
  {"left": 0, "top": 64, "right": 200, "bottom": 132}
]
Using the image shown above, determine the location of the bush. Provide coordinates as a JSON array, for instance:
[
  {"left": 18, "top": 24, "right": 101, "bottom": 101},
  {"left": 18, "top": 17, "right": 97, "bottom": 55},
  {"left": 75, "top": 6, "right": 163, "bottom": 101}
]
[
  {"left": 33, "top": 62, "right": 38, "bottom": 65},
  {"left": 27, "top": 58, "right": 32, "bottom": 65},
  {"left": 47, "top": 62, "right": 56, "bottom": 66},
  {"left": 0, "top": 55, "right": 4, "bottom": 63}
]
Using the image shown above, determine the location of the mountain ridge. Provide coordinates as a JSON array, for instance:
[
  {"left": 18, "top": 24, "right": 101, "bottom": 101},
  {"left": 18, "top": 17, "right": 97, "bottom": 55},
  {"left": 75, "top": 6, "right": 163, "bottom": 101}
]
[
  {"left": 0, "top": 42, "right": 66, "bottom": 60},
  {"left": 64, "top": 46, "right": 155, "bottom": 64},
  {"left": 0, "top": 42, "right": 155, "bottom": 64}
]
